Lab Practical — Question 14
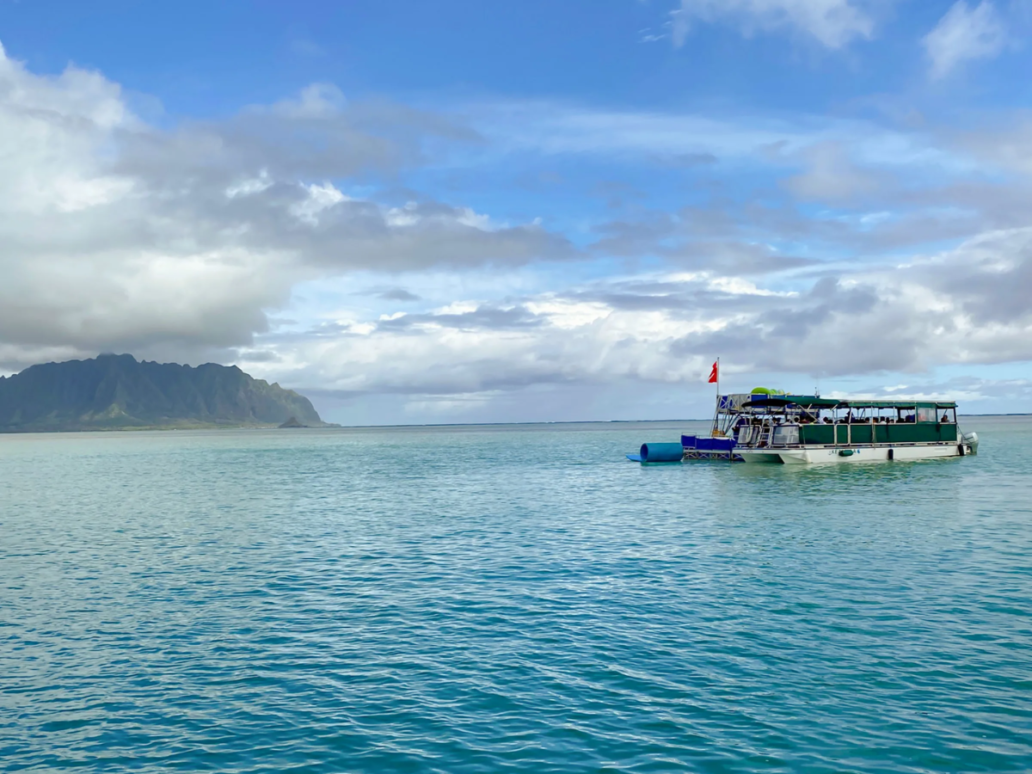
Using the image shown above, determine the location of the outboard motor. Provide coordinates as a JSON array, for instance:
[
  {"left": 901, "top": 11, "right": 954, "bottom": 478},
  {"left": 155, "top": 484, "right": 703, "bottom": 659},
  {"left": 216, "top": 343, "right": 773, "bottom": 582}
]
[{"left": 962, "top": 431, "right": 979, "bottom": 455}]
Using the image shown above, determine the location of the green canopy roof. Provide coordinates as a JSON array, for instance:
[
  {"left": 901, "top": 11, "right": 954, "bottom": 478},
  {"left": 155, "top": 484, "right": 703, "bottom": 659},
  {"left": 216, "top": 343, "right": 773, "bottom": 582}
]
[{"left": 743, "top": 395, "right": 957, "bottom": 409}]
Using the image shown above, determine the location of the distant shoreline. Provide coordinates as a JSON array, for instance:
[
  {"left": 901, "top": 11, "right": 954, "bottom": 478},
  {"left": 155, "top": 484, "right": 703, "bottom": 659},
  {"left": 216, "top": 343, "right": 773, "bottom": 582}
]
[
  {"left": 3, "top": 413, "right": 1025, "bottom": 435},
  {"left": 319, "top": 413, "right": 1031, "bottom": 429},
  {"left": 0, "top": 422, "right": 339, "bottom": 434}
]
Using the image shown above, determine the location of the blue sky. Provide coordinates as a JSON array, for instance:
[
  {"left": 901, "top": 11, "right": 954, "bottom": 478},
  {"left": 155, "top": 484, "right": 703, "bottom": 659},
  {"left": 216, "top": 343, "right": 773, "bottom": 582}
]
[{"left": 1, "top": 0, "right": 1031, "bottom": 422}]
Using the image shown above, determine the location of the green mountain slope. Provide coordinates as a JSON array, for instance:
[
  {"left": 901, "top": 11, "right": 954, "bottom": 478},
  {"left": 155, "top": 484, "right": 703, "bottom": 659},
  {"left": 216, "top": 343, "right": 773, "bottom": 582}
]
[{"left": 0, "top": 354, "right": 325, "bottom": 431}]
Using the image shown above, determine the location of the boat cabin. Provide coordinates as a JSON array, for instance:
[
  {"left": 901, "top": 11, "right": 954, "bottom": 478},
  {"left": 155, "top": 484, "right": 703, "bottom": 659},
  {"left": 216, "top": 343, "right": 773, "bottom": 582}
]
[{"left": 734, "top": 396, "right": 959, "bottom": 449}]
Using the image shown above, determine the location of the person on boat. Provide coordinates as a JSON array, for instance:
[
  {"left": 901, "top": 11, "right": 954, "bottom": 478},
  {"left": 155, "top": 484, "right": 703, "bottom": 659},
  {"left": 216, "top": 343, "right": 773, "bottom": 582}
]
[{"left": 942, "top": 412, "right": 951, "bottom": 423}]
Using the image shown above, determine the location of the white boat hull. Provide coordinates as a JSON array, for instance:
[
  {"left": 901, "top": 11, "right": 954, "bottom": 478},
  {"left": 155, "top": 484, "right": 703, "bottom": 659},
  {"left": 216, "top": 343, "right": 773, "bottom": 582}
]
[{"left": 739, "top": 443, "right": 974, "bottom": 465}]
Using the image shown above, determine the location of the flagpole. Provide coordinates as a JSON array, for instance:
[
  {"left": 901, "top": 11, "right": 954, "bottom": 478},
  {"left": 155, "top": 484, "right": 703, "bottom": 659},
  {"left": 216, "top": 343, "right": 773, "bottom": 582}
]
[{"left": 710, "top": 357, "right": 721, "bottom": 436}]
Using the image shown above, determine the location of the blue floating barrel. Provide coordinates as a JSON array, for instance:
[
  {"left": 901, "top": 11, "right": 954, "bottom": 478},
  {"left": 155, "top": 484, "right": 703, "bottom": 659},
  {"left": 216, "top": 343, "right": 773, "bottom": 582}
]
[{"left": 639, "top": 442, "right": 685, "bottom": 463}]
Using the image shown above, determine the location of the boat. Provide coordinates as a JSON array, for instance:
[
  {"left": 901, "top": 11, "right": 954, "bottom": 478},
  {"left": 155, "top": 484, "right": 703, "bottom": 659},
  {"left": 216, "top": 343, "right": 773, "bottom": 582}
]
[{"left": 728, "top": 395, "right": 978, "bottom": 464}]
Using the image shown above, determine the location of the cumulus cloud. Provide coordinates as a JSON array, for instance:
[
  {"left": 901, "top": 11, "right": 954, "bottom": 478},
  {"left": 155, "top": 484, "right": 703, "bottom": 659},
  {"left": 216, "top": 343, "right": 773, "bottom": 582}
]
[
  {"left": 237, "top": 227, "right": 1032, "bottom": 403},
  {"left": 923, "top": 1, "right": 1008, "bottom": 79},
  {"left": 672, "top": 0, "right": 876, "bottom": 49},
  {"left": 0, "top": 44, "right": 570, "bottom": 371}
]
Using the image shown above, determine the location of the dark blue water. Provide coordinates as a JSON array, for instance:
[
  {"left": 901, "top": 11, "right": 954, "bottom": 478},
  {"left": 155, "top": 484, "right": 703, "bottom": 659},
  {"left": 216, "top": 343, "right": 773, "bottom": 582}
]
[{"left": 2, "top": 418, "right": 1031, "bottom": 772}]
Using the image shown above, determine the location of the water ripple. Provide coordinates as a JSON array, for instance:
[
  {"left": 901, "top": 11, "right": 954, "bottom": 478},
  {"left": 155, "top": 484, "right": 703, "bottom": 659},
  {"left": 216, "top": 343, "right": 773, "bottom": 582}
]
[{"left": 2, "top": 418, "right": 1031, "bottom": 772}]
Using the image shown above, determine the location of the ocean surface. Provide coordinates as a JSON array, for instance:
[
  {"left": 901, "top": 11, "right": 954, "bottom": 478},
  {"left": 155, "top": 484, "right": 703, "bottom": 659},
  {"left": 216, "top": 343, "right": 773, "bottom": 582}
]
[{"left": 2, "top": 416, "right": 1031, "bottom": 773}]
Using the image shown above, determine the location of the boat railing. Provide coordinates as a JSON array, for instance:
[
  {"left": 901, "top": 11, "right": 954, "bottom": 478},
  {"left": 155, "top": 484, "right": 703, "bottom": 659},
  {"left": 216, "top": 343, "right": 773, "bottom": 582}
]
[{"left": 737, "top": 419, "right": 961, "bottom": 449}]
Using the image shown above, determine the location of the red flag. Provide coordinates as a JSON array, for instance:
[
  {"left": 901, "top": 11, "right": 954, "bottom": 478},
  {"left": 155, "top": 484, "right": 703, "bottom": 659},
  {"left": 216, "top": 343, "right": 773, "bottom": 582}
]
[{"left": 708, "top": 361, "right": 719, "bottom": 384}]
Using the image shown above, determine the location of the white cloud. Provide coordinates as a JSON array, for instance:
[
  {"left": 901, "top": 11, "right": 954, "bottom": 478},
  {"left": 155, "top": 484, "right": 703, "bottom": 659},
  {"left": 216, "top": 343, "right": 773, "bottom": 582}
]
[
  {"left": 923, "top": 1, "right": 1008, "bottom": 79},
  {"left": 384, "top": 201, "right": 492, "bottom": 230},
  {"left": 784, "top": 142, "right": 882, "bottom": 201},
  {"left": 470, "top": 100, "right": 967, "bottom": 176},
  {"left": 0, "top": 43, "right": 568, "bottom": 372},
  {"left": 270, "top": 82, "right": 347, "bottom": 119},
  {"left": 672, "top": 0, "right": 876, "bottom": 49},
  {"left": 289, "top": 182, "right": 351, "bottom": 224},
  {"left": 225, "top": 171, "right": 272, "bottom": 199},
  {"left": 241, "top": 227, "right": 1032, "bottom": 407}
]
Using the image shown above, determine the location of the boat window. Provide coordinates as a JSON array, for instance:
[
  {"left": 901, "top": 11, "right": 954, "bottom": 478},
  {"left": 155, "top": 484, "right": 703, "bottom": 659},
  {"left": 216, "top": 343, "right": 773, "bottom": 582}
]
[
  {"left": 916, "top": 407, "right": 936, "bottom": 423},
  {"left": 771, "top": 425, "right": 800, "bottom": 446}
]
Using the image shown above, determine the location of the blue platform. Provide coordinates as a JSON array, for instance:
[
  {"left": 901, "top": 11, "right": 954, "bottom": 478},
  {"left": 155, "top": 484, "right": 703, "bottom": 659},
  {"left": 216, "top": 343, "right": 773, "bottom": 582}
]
[{"left": 682, "top": 434, "right": 738, "bottom": 460}]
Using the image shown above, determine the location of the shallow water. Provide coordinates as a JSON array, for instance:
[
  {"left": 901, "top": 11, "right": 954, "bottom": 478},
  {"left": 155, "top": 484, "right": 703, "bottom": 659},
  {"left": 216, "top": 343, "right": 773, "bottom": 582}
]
[{"left": 2, "top": 417, "right": 1030, "bottom": 772}]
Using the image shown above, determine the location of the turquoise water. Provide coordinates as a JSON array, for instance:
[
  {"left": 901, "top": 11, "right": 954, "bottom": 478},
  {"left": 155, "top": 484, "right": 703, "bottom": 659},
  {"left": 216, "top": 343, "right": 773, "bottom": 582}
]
[{"left": 2, "top": 417, "right": 1031, "bottom": 773}]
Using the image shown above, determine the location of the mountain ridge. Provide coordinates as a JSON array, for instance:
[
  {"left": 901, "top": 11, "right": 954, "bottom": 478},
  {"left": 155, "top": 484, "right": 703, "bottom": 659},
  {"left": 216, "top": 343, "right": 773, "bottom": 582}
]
[{"left": 0, "top": 354, "right": 326, "bottom": 432}]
